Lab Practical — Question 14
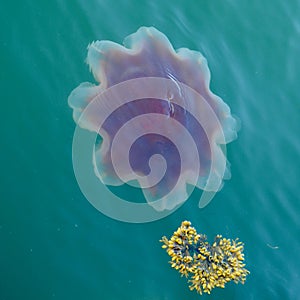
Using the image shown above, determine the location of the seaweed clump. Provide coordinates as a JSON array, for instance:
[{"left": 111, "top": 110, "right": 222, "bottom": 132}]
[{"left": 160, "top": 221, "right": 250, "bottom": 295}]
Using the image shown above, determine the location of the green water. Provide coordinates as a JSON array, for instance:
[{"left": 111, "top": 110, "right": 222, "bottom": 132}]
[{"left": 1, "top": 1, "right": 300, "bottom": 299}]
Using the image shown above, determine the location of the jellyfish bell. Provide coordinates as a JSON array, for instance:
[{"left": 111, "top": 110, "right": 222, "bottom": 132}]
[{"left": 68, "top": 27, "right": 238, "bottom": 215}]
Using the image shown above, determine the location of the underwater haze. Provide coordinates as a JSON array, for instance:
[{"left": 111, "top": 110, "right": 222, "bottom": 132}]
[{"left": 1, "top": 0, "right": 300, "bottom": 299}]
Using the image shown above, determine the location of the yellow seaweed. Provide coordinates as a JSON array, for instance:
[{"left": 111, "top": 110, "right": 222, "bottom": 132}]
[{"left": 160, "top": 221, "right": 250, "bottom": 295}]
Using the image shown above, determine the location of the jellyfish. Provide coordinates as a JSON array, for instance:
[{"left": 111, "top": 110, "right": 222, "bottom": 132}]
[{"left": 68, "top": 27, "right": 238, "bottom": 211}]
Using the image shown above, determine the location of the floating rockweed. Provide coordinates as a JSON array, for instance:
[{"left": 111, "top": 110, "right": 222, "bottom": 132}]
[{"left": 160, "top": 221, "right": 250, "bottom": 295}]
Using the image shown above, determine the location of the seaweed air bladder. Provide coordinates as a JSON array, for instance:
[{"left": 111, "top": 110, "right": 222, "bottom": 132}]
[{"left": 69, "top": 27, "right": 238, "bottom": 218}]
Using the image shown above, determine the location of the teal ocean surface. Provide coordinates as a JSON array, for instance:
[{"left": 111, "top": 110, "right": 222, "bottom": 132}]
[{"left": 1, "top": 1, "right": 300, "bottom": 299}]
